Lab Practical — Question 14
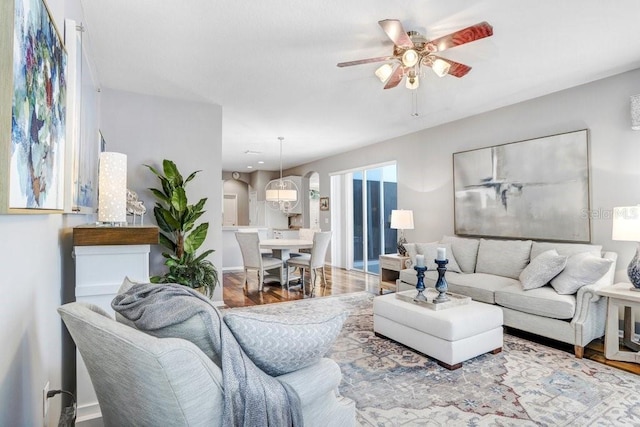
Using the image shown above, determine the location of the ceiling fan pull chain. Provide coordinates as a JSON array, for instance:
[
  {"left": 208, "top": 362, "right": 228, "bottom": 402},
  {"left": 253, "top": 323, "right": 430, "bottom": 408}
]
[{"left": 411, "top": 91, "right": 419, "bottom": 117}]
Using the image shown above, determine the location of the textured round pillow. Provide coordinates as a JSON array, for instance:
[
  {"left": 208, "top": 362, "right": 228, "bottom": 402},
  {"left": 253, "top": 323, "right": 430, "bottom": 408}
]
[{"left": 223, "top": 309, "right": 347, "bottom": 376}]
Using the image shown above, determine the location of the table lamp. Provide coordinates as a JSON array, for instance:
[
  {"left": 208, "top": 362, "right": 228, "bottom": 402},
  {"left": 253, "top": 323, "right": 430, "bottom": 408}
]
[
  {"left": 98, "top": 152, "right": 127, "bottom": 225},
  {"left": 612, "top": 206, "right": 640, "bottom": 289},
  {"left": 390, "top": 209, "right": 414, "bottom": 256}
]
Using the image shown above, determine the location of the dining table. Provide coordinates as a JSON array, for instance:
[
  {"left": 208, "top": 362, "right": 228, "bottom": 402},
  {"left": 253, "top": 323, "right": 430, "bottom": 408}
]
[{"left": 259, "top": 238, "right": 313, "bottom": 285}]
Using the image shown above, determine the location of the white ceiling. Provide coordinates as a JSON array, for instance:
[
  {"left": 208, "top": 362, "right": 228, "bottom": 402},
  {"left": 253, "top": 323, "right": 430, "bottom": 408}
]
[{"left": 80, "top": 0, "right": 640, "bottom": 172}]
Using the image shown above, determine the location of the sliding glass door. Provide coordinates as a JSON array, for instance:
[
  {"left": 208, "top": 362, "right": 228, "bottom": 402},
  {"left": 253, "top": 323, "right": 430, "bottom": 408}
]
[{"left": 352, "top": 164, "right": 397, "bottom": 274}]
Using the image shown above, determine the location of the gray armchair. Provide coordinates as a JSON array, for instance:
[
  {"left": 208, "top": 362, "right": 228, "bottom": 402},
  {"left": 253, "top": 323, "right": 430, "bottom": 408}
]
[{"left": 58, "top": 302, "right": 356, "bottom": 427}]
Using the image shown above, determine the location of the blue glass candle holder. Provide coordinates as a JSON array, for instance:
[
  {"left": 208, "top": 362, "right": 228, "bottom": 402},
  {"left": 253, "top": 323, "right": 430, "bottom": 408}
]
[
  {"left": 434, "top": 259, "right": 449, "bottom": 303},
  {"left": 414, "top": 265, "right": 428, "bottom": 302}
]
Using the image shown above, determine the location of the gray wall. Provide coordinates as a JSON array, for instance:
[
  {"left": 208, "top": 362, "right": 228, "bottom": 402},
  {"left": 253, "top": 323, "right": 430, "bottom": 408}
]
[
  {"left": 287, "top": 68, "right": 640, "bottom": 282},
  {"left": 101, "top": 89, "right": 223, "bottom": 301}
]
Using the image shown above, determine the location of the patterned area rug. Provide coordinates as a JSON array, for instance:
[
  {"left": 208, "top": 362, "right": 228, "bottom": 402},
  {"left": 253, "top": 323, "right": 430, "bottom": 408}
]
[{"left": 230, "top": 292, "right": 640, "bottom": 426}]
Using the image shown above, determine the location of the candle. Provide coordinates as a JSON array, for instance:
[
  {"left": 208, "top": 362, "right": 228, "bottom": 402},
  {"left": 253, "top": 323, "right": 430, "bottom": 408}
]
[
  {"left": 415, "top": 254, "right": 425, "bottom": 267},
  {"left": 436, "top": 247, "right": 446, "bottom": 261}
]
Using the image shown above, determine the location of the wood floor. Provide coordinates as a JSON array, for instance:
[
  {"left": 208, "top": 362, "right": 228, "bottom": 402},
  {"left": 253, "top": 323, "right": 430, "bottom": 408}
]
[{"left": 222, "top": 265, "right": 640, "bottom": 375}]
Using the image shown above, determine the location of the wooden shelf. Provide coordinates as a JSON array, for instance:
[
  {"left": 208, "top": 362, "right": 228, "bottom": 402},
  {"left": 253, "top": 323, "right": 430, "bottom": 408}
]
[{"left": 73, "top": 224, "right": 159, "bottom": 246}]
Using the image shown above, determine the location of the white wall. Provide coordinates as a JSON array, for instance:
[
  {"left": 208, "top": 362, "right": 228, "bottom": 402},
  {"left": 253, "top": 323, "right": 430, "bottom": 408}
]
[
  {"left": 101, "top": 89, "right": 223, "bottom": 301},
  {"left": 287, "top": 68, "right": 640, "bottom": 282},
  {"left": 0, "top": 0, "right": 95, "bottom": 425}
]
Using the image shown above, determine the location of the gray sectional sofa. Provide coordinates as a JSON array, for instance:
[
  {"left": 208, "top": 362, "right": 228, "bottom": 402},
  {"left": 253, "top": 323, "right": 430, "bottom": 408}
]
[{"left": 397, "top": 236, "right": 617, "bottom": 358}]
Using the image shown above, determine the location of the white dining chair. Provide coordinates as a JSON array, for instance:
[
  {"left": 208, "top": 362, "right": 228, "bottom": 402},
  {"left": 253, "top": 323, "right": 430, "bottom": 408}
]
[
  {"left": 286, "top": 231, "right": 332, "bottom": 297},
  {"left": 290, "top": 228, "right": 320, "bottom": 259},
  {"left": 235, "top": 232, "right": 283, "bottom": 292}
]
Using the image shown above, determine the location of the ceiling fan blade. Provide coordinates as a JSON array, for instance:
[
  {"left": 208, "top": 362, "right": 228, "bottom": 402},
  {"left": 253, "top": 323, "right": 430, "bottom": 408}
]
[
  {"left": 337, "top": 56, "right": 393, "bottom": 67},
  {"left": 378, "top": 19, "right": 414, "bottom": 49},
  {"left": 383, "top": 65, "right": 404, "bottom": 89},
  {"left": 429, "top": 56, "right": 472, "bottom": 77},
  {"left": 428, "top": 21, "right": 493, "bottom": 52}
]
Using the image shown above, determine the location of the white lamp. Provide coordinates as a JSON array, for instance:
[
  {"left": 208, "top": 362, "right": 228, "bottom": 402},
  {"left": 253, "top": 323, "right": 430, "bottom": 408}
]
[
  {"left": 631, "top": 95, "right": 640, "bottom": 130},
  {"left": 612, "top": 206, "right": 640, "bottom": 289},
  {"left": 390, "top": 209, "right": 414, "bottom": 256},
  {"left": 432, "top": 58, "right": 451, "bottom": 77},
  {"left": 265, "top": 137, "right": 299, "bottom": 213},
  {"left": 405, "top": 72, "right": 419, "bottom": 90},
  {"left": 402, "top": 49, "right": 419, "bottom": 67},
  {"left": 375, "top": 64, "right": 393, "bottom": 83},
  {"left": 98, "top": 152, "right": 127, "bottom": 224}
]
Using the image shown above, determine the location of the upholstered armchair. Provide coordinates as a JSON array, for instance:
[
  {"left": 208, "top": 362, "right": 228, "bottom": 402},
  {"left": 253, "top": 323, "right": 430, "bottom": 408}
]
[{"left": 58, "top": 302, "right": 356, "bottom": 426}]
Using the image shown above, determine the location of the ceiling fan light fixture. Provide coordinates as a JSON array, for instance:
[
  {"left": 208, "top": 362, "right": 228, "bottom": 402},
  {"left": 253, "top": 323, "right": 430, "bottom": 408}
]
[
  {"left": 402, "top": 49, "right": 419, "bottom": 67},
  {"left": 432, "top": 58, "right": 451, "bottom": 77},
  {"left": 374, "top": 63, "right": 393, "bottom": 82},
  {"left": 405, "top": 74, "right": 419, "bottom": 90}
]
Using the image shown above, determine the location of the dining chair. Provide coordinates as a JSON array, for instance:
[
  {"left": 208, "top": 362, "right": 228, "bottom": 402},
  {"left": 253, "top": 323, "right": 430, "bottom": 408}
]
[
  {"left": 286, "top": 231, "right": 332, "bottom": 297},
  {"left": 236, "top": 228, "right": 272, "bottom": 256},
  {"left": 290, "top": 228, "right": 320, "bottom": 258},
  {"left": 235, "top": 232, "right": 284, "bottom": 292}
]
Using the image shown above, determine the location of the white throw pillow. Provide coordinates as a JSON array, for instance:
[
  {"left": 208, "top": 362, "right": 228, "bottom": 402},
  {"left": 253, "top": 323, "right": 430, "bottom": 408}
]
[
  {"left": 550, "top": 252, "right": 613, "bottom": 295},
  {"left": 224, "top": 309, "right": 347, "bottom": 376},
  {"left": 414, "top": 242, "right": 462, "bottom": 273},
  {"left": 519, "top": 250, "right": 567, "bottom": 290}
]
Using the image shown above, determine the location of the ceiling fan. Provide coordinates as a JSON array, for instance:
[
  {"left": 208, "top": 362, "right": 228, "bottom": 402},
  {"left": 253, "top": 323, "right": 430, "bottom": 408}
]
[{"left": 337, "top": 19, "right": 493, "bottom": 90}]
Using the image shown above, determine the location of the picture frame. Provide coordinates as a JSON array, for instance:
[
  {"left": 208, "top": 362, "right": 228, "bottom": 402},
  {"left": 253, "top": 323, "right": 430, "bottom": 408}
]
[
  {"left": 63, "top": 18, "right": 99, "bottom": 213},
  {"left": 453, "top": 129, "right": 590, "bottom": 242},
  {"left": 0, "top": 0, "right": 67, "bottom": 213},
  {"left": 320, "top": 197, "right": 330, "bottom": 211}
]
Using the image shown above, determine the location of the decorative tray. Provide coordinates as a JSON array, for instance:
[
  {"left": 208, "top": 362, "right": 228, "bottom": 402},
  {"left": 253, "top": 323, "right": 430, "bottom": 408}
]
[{"left": 395, "top": 289, "right": 471, "bottom": 311}]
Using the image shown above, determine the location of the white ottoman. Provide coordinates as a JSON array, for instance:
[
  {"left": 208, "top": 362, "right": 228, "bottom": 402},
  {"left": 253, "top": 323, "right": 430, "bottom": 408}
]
[{"left": 373, "top": 291, "right": 503, "bottom": 370}]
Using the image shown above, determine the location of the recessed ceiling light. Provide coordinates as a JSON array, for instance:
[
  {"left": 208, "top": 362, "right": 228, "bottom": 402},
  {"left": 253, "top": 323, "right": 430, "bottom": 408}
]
[
  {"left": 247, "top": 165, "right": 253, "bottom": 169},
  {"left": 258, "top": 161, "right": 264, "bottom": 164}
]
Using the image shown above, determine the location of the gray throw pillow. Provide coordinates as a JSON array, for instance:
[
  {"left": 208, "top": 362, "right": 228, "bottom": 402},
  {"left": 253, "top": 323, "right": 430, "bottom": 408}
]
[
  {"left": 475, "top": 239, "right": 533, "bottom": 279},
  {"left": 224, "top": 309, "right": 347, "bottom": 376},
  {"left": 415, "top": 242, "right": 462, "bottom": 273},
  {"left": 440, "top": 235, "right": 480, "bottom": 273},
  {"left": 550, "top": 252, "right": 614, "bottom": 295},
  {"left": 519, "top": 250, "right": 568, "bottom": 290}
]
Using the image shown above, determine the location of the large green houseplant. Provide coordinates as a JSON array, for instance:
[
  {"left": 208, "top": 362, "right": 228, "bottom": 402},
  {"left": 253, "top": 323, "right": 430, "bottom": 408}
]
[{"left": 146, "top": 160, "right": 219, "bottom": 297}]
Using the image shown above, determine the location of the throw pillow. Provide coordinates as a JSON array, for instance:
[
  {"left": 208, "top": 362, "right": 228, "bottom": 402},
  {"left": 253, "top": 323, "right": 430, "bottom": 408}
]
[
  {"left": 224, "top": 309, "right": 347, "bottom": 376},
  {"left": 440, "top": 235, "right": 480, "bottom": 273},
  {"left": 475, "top": 239, "right": 533, "bottom": 280},
  {"left": 530, "top": 241, "right": 602, "bottom": 260},
  {"left": 519, "top": 250, "right": 568, "bottom": 290},
  {"left": 550, "top": 252, "right": 614, "bottom": 295},
  {"left": 404, "top": 243, "right": 418, "bottom": 267},
  {"left": 414, "top": 242, "right": 462, "bottom": 273}
]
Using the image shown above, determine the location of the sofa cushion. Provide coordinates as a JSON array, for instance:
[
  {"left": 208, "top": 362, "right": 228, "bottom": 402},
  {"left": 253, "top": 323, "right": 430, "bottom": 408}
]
[
  {"left": 550, "top": 252, "right": 614, "bottom": 295},
  {"left": 224, "top": 309, "right": 347, "bottom": 376},
  {"left": 425, "top": 272, "right": 519, "bottom": 304},
  {"left": 415, "top": 242, "right": 462, "bottom": 273},
  {"left": 530, "top": 241, "right": 602, "bottom": 260},
  {"left": 440, "top": 235, "right": 480, "bottom": 273},
  {"left": 404, "top": 243, "right": 419, "bottom": 266},
  {"left": 519, "top": 250, "right": 568, "bottom": 290},
  {"left": 475, "top": 239, "right": 533, "bottom": 279},
  {"left": 495, "top": 284, "right": 576, "bottom": 319}
]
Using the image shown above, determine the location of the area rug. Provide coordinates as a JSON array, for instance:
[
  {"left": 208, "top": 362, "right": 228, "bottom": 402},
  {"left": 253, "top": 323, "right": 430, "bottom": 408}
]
[{"left": 229, "top": 292, "right": 640, "bottom": 426}]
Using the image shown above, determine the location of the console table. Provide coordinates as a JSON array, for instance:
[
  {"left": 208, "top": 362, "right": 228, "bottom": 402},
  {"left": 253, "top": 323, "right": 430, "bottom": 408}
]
[
  {"left": 73, "top": 225, "right": 159, "bottom": 423},
  {"left": 598, "top": 282, "right": 640, "bottom": 363}
]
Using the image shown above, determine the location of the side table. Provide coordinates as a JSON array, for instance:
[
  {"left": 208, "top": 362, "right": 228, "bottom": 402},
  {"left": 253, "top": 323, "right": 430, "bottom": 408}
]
[
  {"left": 597, "top": 282, "right": 640, "bottom": 363},
  {"left": 379, "top": 254, "right": 409, "bottom": 295}
]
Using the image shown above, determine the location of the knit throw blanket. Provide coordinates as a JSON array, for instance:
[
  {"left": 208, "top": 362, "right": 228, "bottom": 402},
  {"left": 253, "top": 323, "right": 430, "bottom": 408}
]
[{"left": 111, "top": 283, "right": 303, "bottom": 427}]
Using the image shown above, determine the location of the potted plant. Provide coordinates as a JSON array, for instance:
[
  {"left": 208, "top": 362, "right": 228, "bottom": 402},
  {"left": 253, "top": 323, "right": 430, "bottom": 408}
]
[{"left": 145, "top": 159, "right": 219, "bottom": 297}]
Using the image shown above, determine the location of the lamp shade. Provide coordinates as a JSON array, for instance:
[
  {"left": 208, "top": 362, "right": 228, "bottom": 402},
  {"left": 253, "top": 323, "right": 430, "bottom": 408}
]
[
  {"left": 612, "top": 206, "right": 640, "bottom": 241},
  {"left": 98, "top": 152, "right": 127, "bottom": 223},
  {"left": 390, "top": 209, "right": 414, "bottom": 230},
  {"left": 266, "top": 188, "right": 297, "bottom": 202},
  {"left": 432, "top": 58, "right": 451, "bottom": 77},
  {"left": 631, "top": 94, "right": 640, "bottom": 131}
]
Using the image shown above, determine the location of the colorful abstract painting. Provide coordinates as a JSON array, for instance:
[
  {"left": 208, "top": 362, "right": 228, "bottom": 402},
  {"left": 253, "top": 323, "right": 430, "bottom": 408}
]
[{"left": 10, "top": 0, "right": 66, "bottom": 210}]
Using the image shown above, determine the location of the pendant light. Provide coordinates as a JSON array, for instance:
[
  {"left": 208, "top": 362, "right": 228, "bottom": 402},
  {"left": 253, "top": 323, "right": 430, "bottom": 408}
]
[{"left": 265, "top": 137, "right": 299, "bottom": 213}]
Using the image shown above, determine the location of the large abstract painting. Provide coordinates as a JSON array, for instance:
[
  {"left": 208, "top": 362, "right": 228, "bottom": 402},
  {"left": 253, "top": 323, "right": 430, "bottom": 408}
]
[
  {"left": 453, "top": 129, "right": 590, "bottom": 242},
  {"left": 8, "top": 0, "right": 66, "bottom": 211}
]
